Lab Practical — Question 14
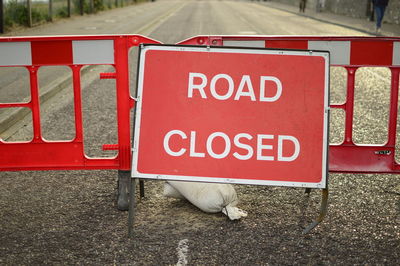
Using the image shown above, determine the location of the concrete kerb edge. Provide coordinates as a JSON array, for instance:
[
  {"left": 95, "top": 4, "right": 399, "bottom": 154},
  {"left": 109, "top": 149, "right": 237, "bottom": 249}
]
[
  {"left": 260, "top": 2, "right": 376, "bottom": 36},
  {"left": 298, "top": 13, "right": 375, "bottom": 36},
  {"left": 0, "top": 65, "right": 94, "bottom": 137}
]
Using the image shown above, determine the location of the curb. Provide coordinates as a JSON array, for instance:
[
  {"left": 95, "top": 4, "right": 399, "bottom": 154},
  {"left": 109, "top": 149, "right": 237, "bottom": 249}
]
[{"left": 260, "top": 2, "right": 388, "bottom": 36}]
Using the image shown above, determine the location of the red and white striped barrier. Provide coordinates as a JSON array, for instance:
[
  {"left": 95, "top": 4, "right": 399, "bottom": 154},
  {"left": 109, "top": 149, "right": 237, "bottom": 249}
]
[
  {"left": 0, "top": 35, "right": 159, "bottom": 171},
  {"left": 0, "top": 40, "right": 114, "bottom": 66},
  {"left": 180, "top": 36, "right": 400, "bottom": 66},
  {"left": 1, "top": 35, "right": 400, "bottom": 174}
]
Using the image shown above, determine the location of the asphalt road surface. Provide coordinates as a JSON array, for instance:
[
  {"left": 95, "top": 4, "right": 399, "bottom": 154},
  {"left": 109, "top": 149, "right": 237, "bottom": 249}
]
[{"left": 1, "top": 0, "right": 399, "bottom": 265}]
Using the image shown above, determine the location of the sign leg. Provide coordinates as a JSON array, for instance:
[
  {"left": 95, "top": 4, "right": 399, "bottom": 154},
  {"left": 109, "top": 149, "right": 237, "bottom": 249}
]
[
  {"left": 128, "top": 178, "right": 137, "bottom": 238},
  {"left": 302, "top": 188, "right": 329, "bottom": 234},
  {"left": 139, "top": 179, "right": 145, "bottom": 198}
]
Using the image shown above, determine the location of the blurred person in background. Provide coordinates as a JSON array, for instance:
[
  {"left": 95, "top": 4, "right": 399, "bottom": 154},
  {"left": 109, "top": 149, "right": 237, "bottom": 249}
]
[
  {"left": 299, "top": 0, "right": 307, "bottom": 13},
  {"left": 373, "top": 0, "right": 389, "bottom": 34}
]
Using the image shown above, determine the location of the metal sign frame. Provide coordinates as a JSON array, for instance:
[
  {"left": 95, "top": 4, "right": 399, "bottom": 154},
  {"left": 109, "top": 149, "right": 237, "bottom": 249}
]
[{"left": 131, "top": 44, "right": 330, "bottom": 189}]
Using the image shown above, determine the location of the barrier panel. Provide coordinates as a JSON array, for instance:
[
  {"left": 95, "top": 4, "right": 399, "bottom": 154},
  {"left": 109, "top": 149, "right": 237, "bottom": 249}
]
[
  {"left": 1, "top": 35, "right": 399, "bottom": 173},
  {"left": 180, "top": 36, "right": 400, "bottom": 174},
  {"left": 0, "top": 35, "right": 160, "bottom": 171}
]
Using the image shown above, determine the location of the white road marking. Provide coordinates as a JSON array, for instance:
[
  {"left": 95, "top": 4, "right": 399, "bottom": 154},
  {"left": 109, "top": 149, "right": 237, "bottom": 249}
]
[
  {"left": 176, "top": 239, "right": 189, "bottom": 266},
  {"left": 237, "top": 31, "right": 258, "bottom": 35},
  {"left": 134, "top": 2, "right": 188, "bottom": 36}
]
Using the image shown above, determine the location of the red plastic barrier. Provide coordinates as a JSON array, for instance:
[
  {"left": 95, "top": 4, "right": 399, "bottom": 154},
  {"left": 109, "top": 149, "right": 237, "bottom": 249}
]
[
  {"left": 179, "top": 35, "right": 400, "bottom": 173},
  {"left": 0, "top": 35, "right": 160, "bottom": 171},
  {"left": 1, "top": 35, "right": 400, "bottom": 174}
]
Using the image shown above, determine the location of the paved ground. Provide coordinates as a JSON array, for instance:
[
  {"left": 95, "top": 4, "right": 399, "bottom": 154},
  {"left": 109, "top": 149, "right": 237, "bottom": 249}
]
[{"left": 0, "top": 0, "right": 399, "bottom": 265}]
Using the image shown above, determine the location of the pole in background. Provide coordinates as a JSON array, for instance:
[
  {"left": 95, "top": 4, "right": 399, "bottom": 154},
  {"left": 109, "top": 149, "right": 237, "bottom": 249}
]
[
  {"left": 27, "top": 0, "right": 32, "bottom": 27},
  {"left": 67, "top": 0, "right": 71, "bottom": 17},
  {"left": 367, "top": 0, "right": 375, "bottom": 21},
  {"left": 90, "top": 0, "right": 94, "bottom": 13},
  {"left": 0, "top": 0, "right": 4, "bottom": 34},
  {"left": 80, "top": 0, "right": 84, "bottom": 15},
  {"left": 49, "top": 0, "right": 53, "bottom": 22}
]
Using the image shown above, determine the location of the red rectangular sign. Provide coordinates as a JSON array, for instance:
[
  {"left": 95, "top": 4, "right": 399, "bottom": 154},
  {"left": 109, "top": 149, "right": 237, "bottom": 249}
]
[{"left": 132, "top": 45, "right": 329, "bottom": 188}]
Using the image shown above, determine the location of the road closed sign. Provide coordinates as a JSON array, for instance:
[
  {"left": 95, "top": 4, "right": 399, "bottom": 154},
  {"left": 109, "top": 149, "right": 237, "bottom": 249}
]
[{"left": 132, "top": 44, "right": 329, "bottom": 188}]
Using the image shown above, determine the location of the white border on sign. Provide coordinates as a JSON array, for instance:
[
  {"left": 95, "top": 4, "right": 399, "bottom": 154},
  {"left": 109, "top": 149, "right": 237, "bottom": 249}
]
[{"left": 132, "top": 45, "right": 330, "bottom": 189}]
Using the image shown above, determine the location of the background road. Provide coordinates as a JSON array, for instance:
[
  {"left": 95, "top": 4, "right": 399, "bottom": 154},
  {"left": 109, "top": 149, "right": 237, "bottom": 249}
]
[{"left": 1, "top": 0, "right": 399, "bottom": 264}]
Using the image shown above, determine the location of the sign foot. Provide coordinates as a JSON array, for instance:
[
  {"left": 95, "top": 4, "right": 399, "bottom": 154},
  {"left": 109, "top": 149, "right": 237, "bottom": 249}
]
[{"left": 302, "top": 188, "right": 328, "bottom": 234}]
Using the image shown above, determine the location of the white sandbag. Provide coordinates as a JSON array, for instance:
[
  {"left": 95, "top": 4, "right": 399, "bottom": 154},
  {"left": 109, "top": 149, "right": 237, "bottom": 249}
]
[
  {"left": 163, "top": 182, "right": 185, "bottom": 199},
  {"left": 164, "top": 181, "right": 247, "bottom": 220}
]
